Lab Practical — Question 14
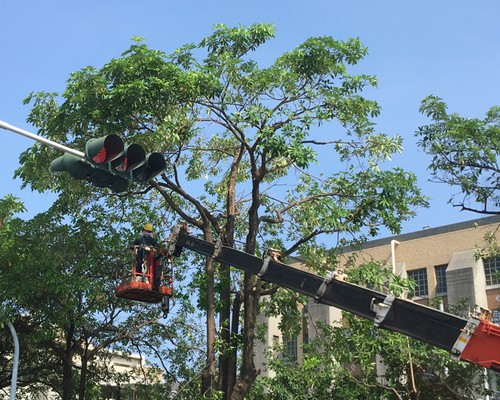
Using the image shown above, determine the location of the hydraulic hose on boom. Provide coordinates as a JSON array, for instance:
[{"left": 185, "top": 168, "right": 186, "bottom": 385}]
[{"left": 168, "top": 224, "right": 500, "bottom": 372}]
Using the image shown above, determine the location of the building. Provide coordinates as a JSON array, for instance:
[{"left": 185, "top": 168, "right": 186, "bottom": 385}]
[
  {"left": 1, "top": 351, "right": 162, "bottom": 400},
  {"left": 98, "top": 351, "right": 164, "bottom": 399},
  {"left": 255, "top": 215, "right": 500, "bottom": 394},
  {"left": 339, "top": 215, "right": 500, "bottom": 317}
]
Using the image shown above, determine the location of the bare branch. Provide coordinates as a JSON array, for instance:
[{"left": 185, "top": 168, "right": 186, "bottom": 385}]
[
  {"left": 151, "top": 179, "right": 201, "bottom": 227},
  {"left": 284, "top": 228, "right": 338, "bottom": 256}
]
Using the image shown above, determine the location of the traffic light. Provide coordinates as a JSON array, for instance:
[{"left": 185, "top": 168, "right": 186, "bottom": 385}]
[
  {"left": 82, "top": 134, "right": 129, "bottom": 192},
  {"left": 132, "top": 152, "right": 167, "bottom": 182},
  {"left": 50, "top": 150, "right": 130, "bottom": 193},
  {"left": 111, "top": 144, "right": 166, "bottom": 182},
  {"left": 85, "top": 134, "right": 124, "bottom": 165},
  {"left": 50, "top": 134, "right": 166, "bottom": 192},
  {"left": 112, "top": 144, "right": 146, "bottom": 179},
  {"left": 50, "top": 153, "right": 92, "bottom": 179}
]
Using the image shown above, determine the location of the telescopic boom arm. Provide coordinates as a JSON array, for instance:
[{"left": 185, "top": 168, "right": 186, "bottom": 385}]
[{"left": 169, "top": 224, "right": 500, "bottom": 372}]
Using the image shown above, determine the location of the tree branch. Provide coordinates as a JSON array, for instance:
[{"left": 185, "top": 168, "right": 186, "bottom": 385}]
[
  {"left": 284, "top": 228, "right": 338, "bottom": 256},
  {"left": 259, "top": 192, "right": 342, "bottom": 225}
]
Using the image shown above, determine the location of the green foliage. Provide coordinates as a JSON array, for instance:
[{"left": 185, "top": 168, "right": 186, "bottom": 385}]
[
  {"left": 0, "top": 198, "right": 205, "bottom": 397},
  {"left": 18, "top": 22, "right": 428, "bottom": 255},
  {"left": 0, "top": 195, "right": 26, "bottom": 301},
  {"left": 260, "top": 288, "right": 308, "bottom": 337},
  {"left": 417, "top": 95, "right": 500, "bottom": 213},
  {"left": 248, "top": 350, "right": 347, "bottom": 399},
  {"left": 200, "top": 23, "right": 277, "bottom": 58}
]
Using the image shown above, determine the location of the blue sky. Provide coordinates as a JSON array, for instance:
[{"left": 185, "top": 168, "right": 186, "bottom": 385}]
[{"left": 1, "top": 1, "right": 499, "bottom": 235}]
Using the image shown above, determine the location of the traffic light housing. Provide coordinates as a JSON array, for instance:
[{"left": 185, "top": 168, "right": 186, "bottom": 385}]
[
  {"left": 132, "top": 152, "right": 167, "bottom": 182},
  {"left": 82, "top": 134, "right": 129, "bottom": 192},
  {"left": 112, "top": 144, "right": 146, "bottom": 179},
  {"left": 50, "top": 151, "right": 130, "bottom": 193},
  {"left": 50, "top": 153, "right": 92, "bottom": 179},
  {"left": 50, "top": 134, "right": 166, "bottom": 192},
  {"left": 112, "top": 144, "right": 166, "bottom": 182},
  {"left": 85, "top": 134, "right": 124, "bottom": 165}
]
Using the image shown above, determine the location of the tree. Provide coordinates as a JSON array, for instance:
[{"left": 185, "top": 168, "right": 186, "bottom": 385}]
[
  {"left": 248, "top": 262, "right": 490, "bottom": 400},
  {"left": 417, "top": 95, "right": 500, "bottom": 215},
  {"left": 16, "top": 24, "right": 428, "bottom": 399},
  {"left": 0, "top": 196, "right": 204, "bottom": 399}
]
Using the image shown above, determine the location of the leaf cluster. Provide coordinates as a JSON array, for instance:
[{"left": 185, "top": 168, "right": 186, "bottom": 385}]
[{"left": 417, "top": 95, "right": 500, "bottom": 214}]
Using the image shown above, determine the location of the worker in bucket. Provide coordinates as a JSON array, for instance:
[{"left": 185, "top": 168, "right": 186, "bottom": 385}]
[
  {"left": 132, "top": 223, "right": 159, "bottom": 282},
  {"left": 133, "top": 223, "right": 159, "bottom": 247}
]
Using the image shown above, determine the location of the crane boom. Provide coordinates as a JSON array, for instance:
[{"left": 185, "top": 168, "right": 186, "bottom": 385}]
[{"left": 170, "top": 225, "right": 500, "bottom": 372}]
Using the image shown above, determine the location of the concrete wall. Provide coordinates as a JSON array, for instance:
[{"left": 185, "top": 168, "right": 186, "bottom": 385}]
[{"left": 446, "top": 250, "right": 488, "bottom": 309}]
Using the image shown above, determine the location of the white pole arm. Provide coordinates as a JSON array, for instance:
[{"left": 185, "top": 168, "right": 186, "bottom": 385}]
[
  {"left": 7, "top": 321, "right": 19, "bottom": 400},
  {"left": 0, "top": 120, "right": 85, "bottom": 159}
]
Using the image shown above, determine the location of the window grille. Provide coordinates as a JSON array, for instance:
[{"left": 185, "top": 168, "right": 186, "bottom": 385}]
[
  {"left": 435, "top": 264, "right": 448, "bottom": 295},
  {"left": 492, "top": 309, "right": 500, "bottom": 325},
  {"left": 483, "top": 257, "right": 500, "bottom": 286},
  {"left": 283, "top": 335, "right": 298, "bottom": 362},
  {"left": 407, "top": 268, "right": 429, "bottom": 297}
]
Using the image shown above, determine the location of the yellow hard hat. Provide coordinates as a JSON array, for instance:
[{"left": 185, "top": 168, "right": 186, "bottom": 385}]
[{"left": 143, "top": 223, "right": 153, "bottom": 232}]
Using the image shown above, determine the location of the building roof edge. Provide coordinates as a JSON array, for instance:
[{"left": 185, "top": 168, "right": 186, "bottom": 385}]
[{"left": 345, "top": 214, "right": 500, "bottom": 251}]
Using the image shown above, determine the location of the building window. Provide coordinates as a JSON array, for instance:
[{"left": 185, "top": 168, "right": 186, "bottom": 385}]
[
  {"left": 302, "top": 310, "right": 309, "bottom": 347},
  {"left": 435, "top": 264, "right": 448, "bottom": 295},
  {"left": 483, "top": 257, "right": 500, "bottom": 286},
  {"left": 407, "top": 268, "right": 429, "bottom": 297},
  {"left": 492, "top": 310, "right": 500, "bottom": 325},
  {"left": 283, "top": 335, "right": 298, "bottom": 363}
]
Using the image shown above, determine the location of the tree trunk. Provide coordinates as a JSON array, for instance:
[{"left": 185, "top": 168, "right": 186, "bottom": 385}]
[
  {"left": 62, "top": 324, "right": 75, "bottom": 400},
  {"left": 230, "top": 274, "right": 260, "bottom": 400},
  {"left": 78, "top": 355, "right": 88, "bottom": 400},
  {"left": 229, "top": 169, "right": 262, "bottom": 399},
  {"left": 218, "top": 262, "right": 232, "bottom": 400},
  {"left": 201, "top": 245, "right": 217, "bottom": 397},
  {"left": 222, "top": 145, "right": 243, "bottom": 399},
  {"left": 62, "top": 352, "right": 73, "bottom": 400},
  {"left": 226, "top": 291, "right": 242, "bottom": 399}
]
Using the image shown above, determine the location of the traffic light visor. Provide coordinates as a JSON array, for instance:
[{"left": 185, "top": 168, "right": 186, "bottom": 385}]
[
  {"left": 113, "top": 143, "right": 146, "bottom": 174},
  {"left": 133, "top": 152, "right": 166, "bottom": 182},
  {"left": 85, "top": 134, "right": 124, "bottom": 165}
]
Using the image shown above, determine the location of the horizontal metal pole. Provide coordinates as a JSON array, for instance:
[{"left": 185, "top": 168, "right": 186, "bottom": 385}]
[{"left": 0, "top": 120, "right": 85, "bottom": 158}]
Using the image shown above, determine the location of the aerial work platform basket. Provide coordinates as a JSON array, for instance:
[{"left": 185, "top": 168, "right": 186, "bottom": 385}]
[{"left": 116, "top": 245, "right": 173, "bottom": 304}]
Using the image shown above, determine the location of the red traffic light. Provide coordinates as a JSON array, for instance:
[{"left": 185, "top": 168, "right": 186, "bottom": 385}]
[
  {"left": 85, "top": 134, "right": 124, "bottom": 165},
  {"left": 112, "top": 144, "right": 146, "bottom": 177}
]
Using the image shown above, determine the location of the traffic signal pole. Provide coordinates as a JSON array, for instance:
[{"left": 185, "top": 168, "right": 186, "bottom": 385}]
[
  {"left": 1, "top": 120, "right": 166, "bottom": 192},
  {"left": 7, "top": 321, "right": 19, "bottom": 400},
  {"left": 0, "top": 120, "right": 85, "bottom": 159}
]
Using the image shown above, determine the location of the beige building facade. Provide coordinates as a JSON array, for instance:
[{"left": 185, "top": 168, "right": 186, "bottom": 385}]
[
  {"left": 255, "top": 215, "right": 500, "bottom": 388},
  {"left": 2, "top": 351, "right": 161, "bottom": 400},
  {"left": 339, "top": 215, "right": 500, "bottom": 315}
]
